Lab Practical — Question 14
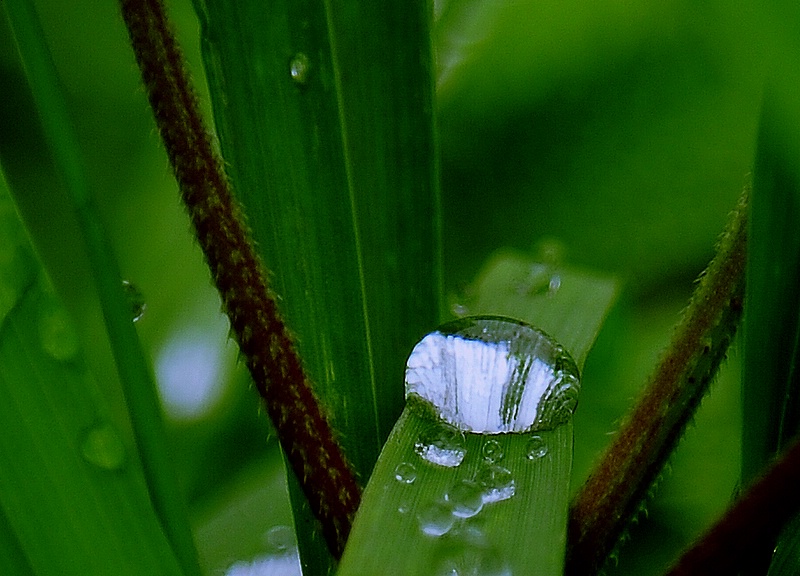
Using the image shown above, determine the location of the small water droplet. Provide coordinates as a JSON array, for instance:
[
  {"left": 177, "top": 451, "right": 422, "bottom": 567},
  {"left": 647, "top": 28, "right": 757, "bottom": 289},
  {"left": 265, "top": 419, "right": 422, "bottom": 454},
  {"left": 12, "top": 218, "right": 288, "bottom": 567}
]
[
  {"left": 394, "top": 461, "right": 417, "bottom": 484},
  {"left": 446, "top": 479, "right": 484, "bottom": 518},
  {"left": 526, "top": 435, "right": 548, "bottom": 459},
  {"left": 481, "top": 439, "right": 504, "bottom": 463},
  {"left": 80, "top": 423, "right": 126, "bottom": 471},
  {"left": 451, "top": 302, "right": 470, "bottom": 317},
  {"left": 266, "top": 525, "right": 295, "bottom": 553},
  {"left": 289, "top": 53, "right": 310, "bottom": 85},
  {"left": 418, "top": 501, "right": 455, "bottom": 537},
  {"left": 122, "top": 280, "right": 146, "bottom": 322},
  {"left": 476, "top": 465, "right": 515, "bottom": 503},
  {"left": 414, "top": 422, "right": 466, "bottom": 467},
  {"left": 39, "top": 300, "right": 80, "bottom": 361}
]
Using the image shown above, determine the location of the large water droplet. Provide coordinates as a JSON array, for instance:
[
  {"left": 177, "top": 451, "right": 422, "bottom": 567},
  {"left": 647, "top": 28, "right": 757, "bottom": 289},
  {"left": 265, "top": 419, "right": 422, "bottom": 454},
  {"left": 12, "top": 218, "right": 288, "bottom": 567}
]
[
  {"left": 406, "top": 316, "right": 580, "bottom": 433},
  {"left": 476, "top": 465, "right": 515, "bottom": 504},
  {"left": 122, "top": 280, "right": 146, "bottom": 322},
  {"left": 394, "top": 461, "right": 417, "bottom": 484},
  {"left": 414, "top": 422, "right": 467, "bottom": 467},
  {"left": 289, "top": 53, "right": 310, "bottom": 85},
  {"left": 525, "top": 435, "right": 548, "bottom": 459},
  {"left": 481, "top": 439, "right": 504, "bottom": 464},
  {"left": 38, "top": 300, "right": 80, "bottom": 361},
  {"left": 80, "top": 423, "right": 126, "bottom": 471},
  {"left": 418, "top": 501, "right": 456, "bottom": 537},
  {"left": 446, "top": 479, "right": 484, "bottom": 519}
]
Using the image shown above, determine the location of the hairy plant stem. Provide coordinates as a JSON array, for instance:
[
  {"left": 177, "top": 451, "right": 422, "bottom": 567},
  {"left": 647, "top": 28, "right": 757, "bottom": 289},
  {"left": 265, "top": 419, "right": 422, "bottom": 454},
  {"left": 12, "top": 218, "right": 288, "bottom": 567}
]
[
  {"left": 663, "top": 434, "right": 800, "bottom": 575},
  {"left": 119, "top": 0, "right": 360, "bottom": 556},
  {"left": 567, "top": 190, "right": 748, "bottom": 575}
]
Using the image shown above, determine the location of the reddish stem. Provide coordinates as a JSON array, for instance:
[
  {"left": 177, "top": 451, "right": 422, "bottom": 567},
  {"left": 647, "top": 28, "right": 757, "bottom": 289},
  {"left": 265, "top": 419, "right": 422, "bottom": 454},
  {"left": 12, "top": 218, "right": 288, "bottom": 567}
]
[{"left": 119, "top": 0, "right": 360, "bottom": 556}]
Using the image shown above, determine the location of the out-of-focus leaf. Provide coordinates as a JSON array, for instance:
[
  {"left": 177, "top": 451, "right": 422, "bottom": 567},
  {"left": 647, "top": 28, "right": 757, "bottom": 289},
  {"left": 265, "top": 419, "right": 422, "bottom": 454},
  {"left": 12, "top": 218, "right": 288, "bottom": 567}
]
[{"left": 0, "top": 170, "right": 184, "bottom": 575}]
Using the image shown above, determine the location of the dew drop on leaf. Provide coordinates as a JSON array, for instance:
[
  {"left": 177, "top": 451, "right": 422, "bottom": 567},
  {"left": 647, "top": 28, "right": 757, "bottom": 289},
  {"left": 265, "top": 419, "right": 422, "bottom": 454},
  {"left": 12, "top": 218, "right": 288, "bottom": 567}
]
[
  {"left": 525, "top": 435, "right": 548, "bottom": 459},
  {"left": 406, "top": 316, "right": 580, "bottom": 433},
  {"left": 414, "top": 422, "right": 466, "bottom": 467},
  {"left": 80, "top": 423, "right": 126, "bottom": 471},
  {"left": 394, "top": 461, "right": 417, "bottom": 484},
  {"left": 481, "top": 439, "right": 504, "bottom": 463},
  {"left": 418, "top": 501, "right": 455, "bottom": 537},
  {"left": 289, "top": 53, "right": 310, "bottom": 85},
  {"left": 446, "top": 479, "right": 484, "bottom": 519},
  {"left": 122, "top": 280, "right": 146, "bottom": 322},
  {"left": 476, "top": 464, "right": 515, "bottom": 504},
  {"left": 38, "top": 299, "right": 80, "bottom": 361},
  {"left": 265, "top": 525, "right": 296, "bottom": 553}
]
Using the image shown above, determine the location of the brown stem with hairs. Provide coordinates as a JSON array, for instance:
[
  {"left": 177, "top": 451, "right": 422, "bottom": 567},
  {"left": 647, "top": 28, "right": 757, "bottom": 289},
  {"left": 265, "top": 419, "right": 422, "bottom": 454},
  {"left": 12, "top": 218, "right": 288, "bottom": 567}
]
[
  {"left": 119, "top": 0, "right": 360, "bottom": 556},
  {"left": 567, "top": 190, "right": 748, "bottom": 575}
]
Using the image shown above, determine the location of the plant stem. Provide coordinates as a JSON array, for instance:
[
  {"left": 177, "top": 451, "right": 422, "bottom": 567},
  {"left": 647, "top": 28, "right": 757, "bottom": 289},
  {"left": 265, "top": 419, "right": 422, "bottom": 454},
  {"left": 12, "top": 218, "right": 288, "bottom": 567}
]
[
  {"left": 119, "top": 0, "right": 360, "bottom": 556},
  {"left": 567, "top": 190, "right": 748, "bottom": 575},
  {"left": 664, "top": 434, "right": 800, "bottom": 575}
]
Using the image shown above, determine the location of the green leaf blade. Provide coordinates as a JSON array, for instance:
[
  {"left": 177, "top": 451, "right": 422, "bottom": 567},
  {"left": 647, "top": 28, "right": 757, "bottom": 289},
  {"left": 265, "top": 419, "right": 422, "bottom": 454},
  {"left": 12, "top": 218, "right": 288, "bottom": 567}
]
[
  {"left": 338, "top": 253, "right": 617, "bottom": 575},
  {"left": 0, "top": 172, "right": 184, "bottom": 576}
]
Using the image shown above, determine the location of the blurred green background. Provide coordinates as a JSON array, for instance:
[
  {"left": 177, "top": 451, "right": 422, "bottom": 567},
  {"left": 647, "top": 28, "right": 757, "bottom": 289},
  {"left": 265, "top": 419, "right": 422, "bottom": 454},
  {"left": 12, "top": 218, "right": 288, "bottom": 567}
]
[{"left": 0, "top": 0, "right": 771, "bottom": 573}]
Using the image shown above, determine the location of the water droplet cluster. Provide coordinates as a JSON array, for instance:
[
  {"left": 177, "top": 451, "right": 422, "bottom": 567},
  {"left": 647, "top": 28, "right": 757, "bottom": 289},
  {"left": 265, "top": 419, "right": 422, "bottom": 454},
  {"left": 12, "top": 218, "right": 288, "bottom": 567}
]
[
  {"left": 406, "top": 316, "right": 580, "bottom": 433},
  {"left": 414, "top": 422, "right": 467, "bottom": 467}
]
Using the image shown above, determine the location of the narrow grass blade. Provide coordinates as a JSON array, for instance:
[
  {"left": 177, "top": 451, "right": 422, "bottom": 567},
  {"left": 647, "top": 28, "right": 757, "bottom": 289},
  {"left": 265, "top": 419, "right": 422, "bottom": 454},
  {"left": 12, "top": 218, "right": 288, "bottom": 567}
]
[
  {"left": 194, "top": 0, "right": 440, "bottom": 567},
  {"left": 744, "top": 91, "right": 800, "bottom": 574},
  {"left": 338, "top": 254, "right": 616, "bottom": 575},
  {"left": 194, "top": 0, "right": 440, "bottom": 479},
  {"left": 0, "top": 171, "right": 184, "bottom": 575},
  {"left": 742, "top": 91, "right": 800, "bottom": 483},
  {"left": 5, "top": 1, "right": 200, "bottom": 572}
]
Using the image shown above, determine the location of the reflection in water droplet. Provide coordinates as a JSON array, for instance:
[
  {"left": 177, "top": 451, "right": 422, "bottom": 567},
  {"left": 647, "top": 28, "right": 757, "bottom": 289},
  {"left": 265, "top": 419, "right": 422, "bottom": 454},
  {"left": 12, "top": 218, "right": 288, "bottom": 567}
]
[
  {"left": 39, "top": 300, "right": 80, "bottom": 361},
  {"left": 122, "top": 280, "right": 146, "bottom": 322},
  {"left": 394, "top": 461, "right": 417, "bottom": 484},
  {"left": 289, "top": 53, "right": 310, "bottom": 85},
  {"left": 414, "top": 423, "right": 466, "bottom": 467},
  {"left": 418, "top": 501, "right": 455, "bottom": 537},
  {"left": 266, "top": 525, "right": 296, "bottom": 553},
  {"left": 526, "top": 435, "right": 547, "bottom": 459},
  {"left": 446, "top": 480, "right": 484, "bottom": 519},
  {"left": 406, "top": 316, "right": 581, "bottom": 433},
  {"left": 80, "top": 423, "right": 126, "bottom": 471},
  {"left": 481, "top": 439, "right": 504, "bottom": 464},
  {"left": 476, "top": 465, "right": 515, "bottom": 504}
]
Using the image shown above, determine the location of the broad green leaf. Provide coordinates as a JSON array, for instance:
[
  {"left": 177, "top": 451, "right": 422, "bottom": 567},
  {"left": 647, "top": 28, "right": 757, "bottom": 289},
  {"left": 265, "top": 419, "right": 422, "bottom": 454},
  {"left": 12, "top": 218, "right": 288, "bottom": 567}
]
[
  {"left": 194, "top": 0, "right": 440, "bottom": 568},
  {"left": 745, "top": 91, "right": 800, "bottom": 574},
  {"left": 0, "top": 171, "right": 184, "bottom": 575},
  {"left": 338, "top": 252, "right": 617, "bottom": 575}
]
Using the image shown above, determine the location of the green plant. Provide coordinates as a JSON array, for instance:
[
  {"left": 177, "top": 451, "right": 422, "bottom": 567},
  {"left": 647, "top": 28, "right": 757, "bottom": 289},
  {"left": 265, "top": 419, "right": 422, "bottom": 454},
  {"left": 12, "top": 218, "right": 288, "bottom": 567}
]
[{"left": 1, "top": 0, "right": 799, "bottom": 575}]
